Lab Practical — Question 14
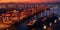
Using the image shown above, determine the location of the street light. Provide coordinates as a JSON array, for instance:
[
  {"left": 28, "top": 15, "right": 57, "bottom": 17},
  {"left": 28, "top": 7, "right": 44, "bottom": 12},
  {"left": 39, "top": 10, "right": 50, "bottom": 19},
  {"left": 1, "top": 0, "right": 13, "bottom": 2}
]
[
  {"left": 43, "top": 25, "right": 46, "bottom": 30},
  {"left": 54, "top": 19, "right": 57, "bottom": 23}
]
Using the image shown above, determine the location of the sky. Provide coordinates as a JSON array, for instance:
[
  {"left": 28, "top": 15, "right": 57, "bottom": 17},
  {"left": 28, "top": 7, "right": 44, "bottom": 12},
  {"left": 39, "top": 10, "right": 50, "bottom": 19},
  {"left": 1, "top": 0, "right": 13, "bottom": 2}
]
[{"left": 0, "top": 0, "right": 60, "bottom": 3}]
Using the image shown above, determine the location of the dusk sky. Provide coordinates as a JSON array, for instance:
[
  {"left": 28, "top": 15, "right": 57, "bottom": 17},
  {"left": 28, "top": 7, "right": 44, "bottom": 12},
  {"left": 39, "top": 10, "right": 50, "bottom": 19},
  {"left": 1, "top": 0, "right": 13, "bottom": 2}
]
[{"left": 0, "top": 0, "right": 60, "bottom": 3}]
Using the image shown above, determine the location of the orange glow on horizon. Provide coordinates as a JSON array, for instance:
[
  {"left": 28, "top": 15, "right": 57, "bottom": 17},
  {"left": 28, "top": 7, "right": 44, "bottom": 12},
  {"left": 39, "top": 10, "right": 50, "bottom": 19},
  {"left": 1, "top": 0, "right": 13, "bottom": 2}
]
[{"left": 0, "top": 0, "right": 59, "bottom": 3}]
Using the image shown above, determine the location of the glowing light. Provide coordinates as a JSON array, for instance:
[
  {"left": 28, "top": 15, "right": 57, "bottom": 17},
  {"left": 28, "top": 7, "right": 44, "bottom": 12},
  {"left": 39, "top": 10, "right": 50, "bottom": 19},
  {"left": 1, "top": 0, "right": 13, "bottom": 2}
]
[
  {"left": 44, "top": 25, "right": 46, "bottom": 29},
  {"left": 59, "top": 17, "right": 60, "bottom": 20},
  {"left": 5, "top": 14, "right": 11, "bottom": 16},
  {"left": 20, "top": 15, "right": 26, "bottom": 20},
  {"left": 49, "top": 22, "right": 52, "bottom": 26},
  {"left": 12, "top": 10, "right": 18, "bottom": 13},
  {"left": 32, "top": 20, "right": 37, "bottom": 24},
  {"left": 6, "top": 29, "right": 9, "bottom": 30},
  {"left": 54, "top": 19, "right": 57, "bottom": 23}
]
